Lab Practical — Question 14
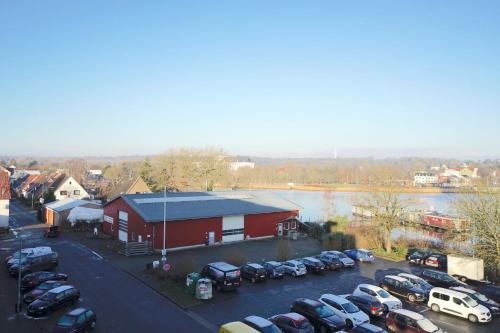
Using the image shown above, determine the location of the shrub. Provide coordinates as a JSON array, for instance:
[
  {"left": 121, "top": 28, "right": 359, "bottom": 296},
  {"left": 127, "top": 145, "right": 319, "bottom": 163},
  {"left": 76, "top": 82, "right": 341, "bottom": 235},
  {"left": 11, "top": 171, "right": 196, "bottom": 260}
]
[
  {"left": 322, "top": 232, "right": 356, "bottom": 251},
  {"left": 276, "top": 239, "right": 292, "bottom": 261},
  {"left": 307, "top": 223, "right": 325, "bottom": 239}
]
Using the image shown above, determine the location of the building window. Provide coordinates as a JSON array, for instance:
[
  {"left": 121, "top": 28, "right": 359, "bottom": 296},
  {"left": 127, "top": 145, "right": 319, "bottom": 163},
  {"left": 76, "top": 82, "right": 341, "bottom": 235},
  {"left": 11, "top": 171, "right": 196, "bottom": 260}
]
[
  {"left": 60, "top": 190, "right": 68, "bottom": 196},
  {"left": 291, "top": 221, "right": 297, "bottom": 229},
  {"left": 222, "top": 228, "right": 244, "bottom": 236},
  {"left": 284, "top": 222, "right": 290, "bottom": 230},
  {"left": 73, "top": 190, "right": 80, "bottom": 195}
]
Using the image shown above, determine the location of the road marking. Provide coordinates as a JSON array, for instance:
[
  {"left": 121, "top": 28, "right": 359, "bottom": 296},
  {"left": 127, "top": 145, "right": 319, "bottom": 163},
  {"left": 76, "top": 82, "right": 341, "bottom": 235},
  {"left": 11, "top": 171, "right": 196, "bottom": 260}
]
[
  {"left": 91, "top": 250, "right": 104, "bottom": 260},
  {"left": 420, "top": 308, "right": 429, "bottom": 313}
]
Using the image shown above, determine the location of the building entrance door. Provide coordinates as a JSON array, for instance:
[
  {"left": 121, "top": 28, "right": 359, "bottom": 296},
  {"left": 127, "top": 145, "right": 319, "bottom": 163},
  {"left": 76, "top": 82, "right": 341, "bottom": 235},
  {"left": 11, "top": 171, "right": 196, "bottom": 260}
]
[
  {"left": 208, "top": 231, "right": 215, "bottom": 245},
  {"left": 277, "top": 223, "right": 283, "bottom": 236}
]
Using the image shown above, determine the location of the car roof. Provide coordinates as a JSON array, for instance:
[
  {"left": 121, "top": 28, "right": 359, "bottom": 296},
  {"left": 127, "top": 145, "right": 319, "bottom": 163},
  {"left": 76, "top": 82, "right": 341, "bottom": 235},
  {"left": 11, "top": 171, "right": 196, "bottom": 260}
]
[
  {"left": 431, "top": 287, "right": 467, "bottom": 298},
  {"left": 246, "top": 263, "right": 264, "bottom": 269},
  {"left": 220, "top": 322, "right": 259, "bottom": 332},
  {"left": 287, "top": 259, "right": 302, "bottom": 264},
  {"left": 385, "top": 275, "right": 408, "bottom": 282},
  {"left": 265, "top": 261, "right": 281, "bottom": 265},
  {"left": 67, "top": 307, "right": 91, "bottom": 316},
  {"left": 49, "top": 285, "right": 74, "bottom": 293},
  {"left": 296, "top": 298, "right": 322, "bottom": 306},
  {"left": 244, "top": 316, "right": 272, "bottom": 327},
  {"left": 208, "top": 262, "right": 239, "bottom": 271},
  {"left": 450, "top": 286, "right": 475, "bottom": 294},
  {"left": 358, "top": 283, "right": 381, "bottom": 291},
  {"left": 398, "top": 273, "right": 421, "bottom": 280},
  {"left": 423, "top": 269, "right": 445, "bottom": 275},
  {"left": 320, "top": 294, "right": 350, "bottom": 304},
  {"left": 392, "top": 309, "right": 424, "bottom": 320},
  {"left": 281, "top": 312, "right": 306, "bottom": 321},
  {"left": 303, "top": 257, "right": 320, "bottom": 262}
]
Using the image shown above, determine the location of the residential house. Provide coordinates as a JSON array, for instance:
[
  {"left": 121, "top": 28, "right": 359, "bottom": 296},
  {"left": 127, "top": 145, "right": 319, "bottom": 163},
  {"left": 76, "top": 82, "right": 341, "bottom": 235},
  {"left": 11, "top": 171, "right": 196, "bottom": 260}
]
[
  {"left": 413, "top": 172, "right": 438, "bottom": 186},
  {"left": 107, "top": 176, "right": 151, "bottom": 200},
  {"left": 53, "top": 176, "right": 89, "bottom": 201},
  {"left": 44, "top": 198, "right": 101, "bottom": 226},
  {"left": 0, "top": 168, "right": 10, "bottom": 230},
  {"left": 229, "top": 161, "right": 256, "bottom": 171}
]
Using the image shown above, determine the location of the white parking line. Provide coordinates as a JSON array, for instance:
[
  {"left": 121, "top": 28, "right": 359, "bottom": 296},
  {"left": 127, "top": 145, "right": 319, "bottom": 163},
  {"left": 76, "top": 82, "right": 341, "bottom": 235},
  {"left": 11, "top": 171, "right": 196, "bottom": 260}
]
[
  {"left": 420, "top": 308, "right": 429, "bottom": 313},
  {"left": 91, "top": 250, "right": 103, "bottom": 260}
]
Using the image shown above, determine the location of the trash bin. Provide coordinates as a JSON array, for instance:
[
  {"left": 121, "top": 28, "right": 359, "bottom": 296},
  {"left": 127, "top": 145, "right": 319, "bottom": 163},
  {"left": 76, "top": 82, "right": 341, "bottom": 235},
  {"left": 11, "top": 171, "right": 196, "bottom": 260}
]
[
  {"left": 185, "top": 272, "right": 201, "bottom": 295},
  {"left": 195, "top": 278, "right": 213, "bottom": 300}
]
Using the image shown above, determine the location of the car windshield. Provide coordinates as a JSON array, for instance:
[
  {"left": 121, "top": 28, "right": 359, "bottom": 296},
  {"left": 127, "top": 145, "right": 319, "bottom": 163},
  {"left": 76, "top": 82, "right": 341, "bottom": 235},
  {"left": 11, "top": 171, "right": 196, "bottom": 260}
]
[
  {"left": 402, "top": 281, "right": 414, "bottom": 288},
  {"left": 37, "top": 283, "right": 52, "bottom": 290},
  {"left": 256, "top": 268, "right": 266, "bottom": 274},
  {"left": 441, "top": 274, "right": 457, "bottom": 282},
  {"left": 337, "top": 253, "right": 347, "bottom": 258},
  {"left": 342, "top": 302, "right": 359, "bottom": 313},
  {"left": 414, "top": 278, "right": 431, "bottom": 288},
  {"left": 377, "top": 289, "right": 391, "bottom": 298},
  {"left": 471, "top": 292, "right": 489, "bottom": 302},
  {"left": 297, "top": 264, "right": 306, "bottom": 269},
  {"left": 418, "top": 318, "right": 439, "bottom": 332},
  {"left": 261, "top": 324, "right": 282, "bottom": 333},
  {"left": 463, "top": 295, "right": 479, "bottom": 307},
  {"left": 57, "top": 315, "right": 76, "bottom": 327},
  {"left": 315, "top": 305, "right": 334, "bottom": 318}
]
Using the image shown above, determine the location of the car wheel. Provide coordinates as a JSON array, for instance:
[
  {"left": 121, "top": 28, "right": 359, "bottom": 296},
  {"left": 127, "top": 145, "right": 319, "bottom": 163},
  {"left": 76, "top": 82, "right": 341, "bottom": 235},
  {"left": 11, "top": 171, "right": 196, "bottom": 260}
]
[
  {"left": 408, "top": 294, "right": 416, "bottom": 302},
  {"left": 345, "top": 319, "right": 353, "bottom": 329},
  {"left": 431, "top": 304, "right": 440, "bottom": 312},
  {"left": 468, "top": 314, "right": 478, "bottom": 323},
  {"left": 383, "top": 304, "right": 389, "bottom": 313}
]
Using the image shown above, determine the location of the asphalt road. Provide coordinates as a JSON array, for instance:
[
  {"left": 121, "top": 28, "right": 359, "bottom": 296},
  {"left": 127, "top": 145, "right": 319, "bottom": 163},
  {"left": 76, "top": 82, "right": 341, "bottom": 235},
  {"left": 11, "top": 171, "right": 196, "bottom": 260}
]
[{"left": 1, "top": 200, "right": 214, "bottom": 333}]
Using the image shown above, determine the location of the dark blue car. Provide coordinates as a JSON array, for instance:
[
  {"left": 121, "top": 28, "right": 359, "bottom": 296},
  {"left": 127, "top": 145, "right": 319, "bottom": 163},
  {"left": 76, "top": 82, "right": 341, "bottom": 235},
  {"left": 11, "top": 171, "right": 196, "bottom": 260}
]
[{"left": 344, "top": 249, "right": 375, "bottom": 263}]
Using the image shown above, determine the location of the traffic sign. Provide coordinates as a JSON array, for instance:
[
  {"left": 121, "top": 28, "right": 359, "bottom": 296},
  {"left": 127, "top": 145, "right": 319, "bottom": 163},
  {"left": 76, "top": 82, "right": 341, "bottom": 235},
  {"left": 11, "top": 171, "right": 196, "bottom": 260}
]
[{"left": 163, "top": 263, "right": 171, "bottom": 272}]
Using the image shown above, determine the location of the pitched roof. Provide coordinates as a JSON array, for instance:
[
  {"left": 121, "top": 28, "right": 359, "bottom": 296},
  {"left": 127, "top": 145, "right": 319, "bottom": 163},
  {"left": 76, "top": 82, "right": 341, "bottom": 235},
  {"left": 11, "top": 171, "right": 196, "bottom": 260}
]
[
  {"left": 0, "top": 168, "right": 11, "bottom": 200},
  {"left": 44, "top": 198, "right": 100, "bottom": 212},
  {"left": 107, "top": 190, "right": 301, "bottom": 223},
  {"left": 107, "top": 176, "right": 151, "bottom": 199}
]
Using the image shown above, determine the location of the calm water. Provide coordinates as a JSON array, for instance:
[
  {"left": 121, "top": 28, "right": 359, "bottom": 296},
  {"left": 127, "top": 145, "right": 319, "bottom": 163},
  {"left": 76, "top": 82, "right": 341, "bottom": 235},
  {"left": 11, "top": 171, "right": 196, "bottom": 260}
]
[{"left": 269, "top": 189, "right": 457, "bottom": 222}]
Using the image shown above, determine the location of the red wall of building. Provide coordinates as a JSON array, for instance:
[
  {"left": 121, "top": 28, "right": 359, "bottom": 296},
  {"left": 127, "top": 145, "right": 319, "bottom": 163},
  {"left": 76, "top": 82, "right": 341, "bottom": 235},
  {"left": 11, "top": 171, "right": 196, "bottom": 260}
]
[
  {"left": 103, "top": 197, "right": 152, "bottom": 243},
  {"left": 154, "top": 217, "right": 222, "bottom": 249},
  {"left": 244, "top": 210, "right": 299, "bottom": 238}
]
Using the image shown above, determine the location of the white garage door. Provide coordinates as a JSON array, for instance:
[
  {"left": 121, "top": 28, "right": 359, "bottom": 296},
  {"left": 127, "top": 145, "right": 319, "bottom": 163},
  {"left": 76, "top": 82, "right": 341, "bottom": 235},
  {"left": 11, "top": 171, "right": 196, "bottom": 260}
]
[
  {"left": 119, "top": 230, "right": 127, "bottom": 242},
  {"left": 222, "top": 215, "right": 244, "bottom": 243}
]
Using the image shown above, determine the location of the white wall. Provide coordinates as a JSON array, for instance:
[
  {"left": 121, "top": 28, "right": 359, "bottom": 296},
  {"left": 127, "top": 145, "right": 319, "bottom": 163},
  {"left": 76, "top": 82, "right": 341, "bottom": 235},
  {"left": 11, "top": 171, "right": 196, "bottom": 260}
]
[
  {"left": 0, "top": 199, "right": 9, "bottom": 228},
  {"left": 55, "top": 177, "right": 89, "bottom": 201}
]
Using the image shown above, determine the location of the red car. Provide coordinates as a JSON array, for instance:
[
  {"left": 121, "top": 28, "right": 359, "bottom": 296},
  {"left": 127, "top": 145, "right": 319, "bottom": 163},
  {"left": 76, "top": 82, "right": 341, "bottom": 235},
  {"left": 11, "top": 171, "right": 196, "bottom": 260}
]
[
  {"left": 23, "top": 280, "right": 67, "bottom": 304},
  {"left": 386, "top": 309, "right": 444, "bottom": 333}
]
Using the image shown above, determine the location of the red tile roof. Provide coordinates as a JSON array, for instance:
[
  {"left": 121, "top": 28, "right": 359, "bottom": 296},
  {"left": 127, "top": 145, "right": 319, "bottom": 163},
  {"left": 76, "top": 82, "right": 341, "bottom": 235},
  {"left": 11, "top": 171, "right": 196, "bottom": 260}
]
[{"left": 0, "top": 168, "right": 11, "bottom": 200}]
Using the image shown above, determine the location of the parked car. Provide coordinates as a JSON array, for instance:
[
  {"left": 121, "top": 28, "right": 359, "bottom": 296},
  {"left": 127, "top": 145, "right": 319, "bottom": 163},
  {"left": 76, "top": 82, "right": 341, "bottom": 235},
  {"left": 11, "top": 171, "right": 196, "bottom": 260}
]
[
  {"left": 478, "top": 284, "right": 500, "bottom": 303},
  {"left": 219, "top": 321, "right": 259, "bottom": 333},
  {"left": 344, "top": 323, "right": 388, "bottom": 333},
  {"left": 263, "top": 261, "right": 286, "bottom": 279},
  {"left": 24, "top": 280, "right": 67, "bottom": 304},
  {"left": 386, "top": 309, "right": 444, "bottom": 333},
  {"left": 290, "top": 298, "right": 345, "bottom": 332},
  {"left": 301, "top": 257, "right": 325, "bottom": 274},
  {"left": 27, "top": 285, "right": 80, "bottom": 318},
  {"left": 420, "top": 269, "right": 467, "bottom": 288},
  {"left": 450, "top": 286, "right": 500, "bottom": 316},
  {"left": 21, "top": 271, "right": 68, "bottom": 291},
  {"left": 424, "top": 254, "right": 447, "bottom": 269},
  {"left": 201, "top": 262, "right": 241, "bottom": 291},
  {"left": 344, "top": 249, "right": 374, "bottom": 263},
  {"left": 397, "top": 273, "right": 434, "bottom": 295},
  {"left": 318, "top": 294, "right": 369, "bottom": 329},
  {"left": 269, "top": 312, "right": 314, "bottom": 333},
  {"left": 242, "top": 315, "right": 282, "bottom": 333},
  {"left": 379, "top": 275, "right": 426, "bottom": 302},
  {"left": 345, "top": 294, "right": 385, "bottom": 318},
  {"left": 406, "top": 249, "right": 433, "bottom": 265},
  {"left": 8, "top": 251, "right": 59, "bottom": 277},
  {"left": 428, "top": 287, "right": 491, "bottom": 323},
  {"left": 52, "top": 307, "right": 96, "bottom": 333},
  {"left": 5, "top": 246, "right": 52, "bottom": 267},
  {"left": 352, "top": 284, "right": 402, "bottom": 312},
  {"left": 240, "top": 263, "right": 268, "bottom": 283},
  {"left": 316, "top": 254, "right": 343, "bottom": 270},
  {"left": 322, "top": 251, "right": 355, "bottom": 267},
  {"left": 282, "top": 260, "right": 307, "bottom": 277}
]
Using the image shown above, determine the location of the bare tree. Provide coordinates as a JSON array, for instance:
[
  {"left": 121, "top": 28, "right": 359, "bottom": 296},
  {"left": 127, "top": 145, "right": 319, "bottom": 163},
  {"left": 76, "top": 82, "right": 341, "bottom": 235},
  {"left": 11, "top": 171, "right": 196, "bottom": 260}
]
[
  {"left": 454, "top": 190, "right": 500, "bottom": 278},
  {"left": 359, "top": 190, "right": 411, "bottom": 253}
]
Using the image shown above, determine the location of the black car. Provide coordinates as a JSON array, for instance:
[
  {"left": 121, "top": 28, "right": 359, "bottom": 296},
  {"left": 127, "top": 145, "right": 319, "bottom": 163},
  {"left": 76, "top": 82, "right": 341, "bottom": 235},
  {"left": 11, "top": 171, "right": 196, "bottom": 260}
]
[
  {"left": 479, "top": 284, "right": 500, "bottom": 303},
  {"left": 379, "top": 275, "right": 426, "bottom": 302},
  {"left": 262, "top": 261, "right": 285, "bottom": 279},
  {"left": 316, "top": 254, "right": 343, "bottom": 271},
  {"left": 242, "top": 315, "right": 282, "bottom": 333},
  {"left": 240, "top": 263, "right": 268, "bottom": 283},
  {"left": 24, "top": 280, "right": 67, "bottom": 304},
  {"left": 420, "top": 269, "right": 467, "bottom": 288},
  {"left": 9, "top": 252, "right": 59, "bottom": 277},
  {"left": 397, "top": 273, "right": 434, "bottom": 296},
  {"left": 52, "top": 307, "right": 96, "bottom": 333},
  {"left": 21, "top": 271, "right": 68, "bottom": 291},
  {"left": 345, "top": 294, "right": 385, "bottom": 318},
  {"left": 350, "top": 323, "right": 388, "bottom": 333},
  {"left": 450, "top": 286, "right": 500, "bottom": 317},
  {"left": 301, "top": 257, "right": 325, "bottom": 274},
  {"left": 290, "top": 298, "right": 345, "bottom": 332},
  {"left": 27, "top": 285, "right": 80, "bottom": 318},
  {"left": 201, "top": 262, "right": 241, "bottom": 291},
  {"left": 424, "top": 253, "right": 447, "bottom": 269},
  {"left": 406, "top": 249, "right": 433, "bottom": 265}
]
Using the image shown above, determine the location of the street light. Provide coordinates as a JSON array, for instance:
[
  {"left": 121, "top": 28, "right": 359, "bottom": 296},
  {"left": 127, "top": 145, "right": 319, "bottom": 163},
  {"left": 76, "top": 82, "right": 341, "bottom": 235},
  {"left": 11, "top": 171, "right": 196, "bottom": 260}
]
[
  {"left": 12, "top": 230, "right": 24, "bottom": 314},
  {"left": 162, "top": 185, "right": 166, "bottom": 262}
]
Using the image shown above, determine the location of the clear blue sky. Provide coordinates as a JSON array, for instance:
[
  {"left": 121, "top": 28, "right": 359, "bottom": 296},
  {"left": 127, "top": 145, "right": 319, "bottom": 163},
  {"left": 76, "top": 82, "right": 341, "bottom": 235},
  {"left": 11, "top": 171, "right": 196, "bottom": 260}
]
[{"left": 1, "top": 1, "right": 499, "bottom": 158}]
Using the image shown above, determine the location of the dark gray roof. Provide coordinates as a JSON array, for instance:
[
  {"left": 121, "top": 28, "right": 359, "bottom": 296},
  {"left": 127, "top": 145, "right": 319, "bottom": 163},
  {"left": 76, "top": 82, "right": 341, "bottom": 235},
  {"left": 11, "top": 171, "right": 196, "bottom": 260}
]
[{"left": 112, "top": 191, "right": 301, "bottom": 223}]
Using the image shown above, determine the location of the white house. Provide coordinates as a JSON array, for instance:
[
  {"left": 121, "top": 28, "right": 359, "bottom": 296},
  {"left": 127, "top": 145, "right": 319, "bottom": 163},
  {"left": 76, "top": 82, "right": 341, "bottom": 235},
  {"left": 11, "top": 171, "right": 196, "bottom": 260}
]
[
  {"left": 0, "top": 168, "right": 11, "bottom": 230},
  {"left": 53, "top": 176, "right": 89, "bottom": 201},
  {"left": 88, "top": 169, "right": 102, "bottom": 176},
  {"left": 229, "top": 161, "right": 255, "bottom": 171},
  {"left": 413, "top": 172, "right": 438, "bottom": 186}
]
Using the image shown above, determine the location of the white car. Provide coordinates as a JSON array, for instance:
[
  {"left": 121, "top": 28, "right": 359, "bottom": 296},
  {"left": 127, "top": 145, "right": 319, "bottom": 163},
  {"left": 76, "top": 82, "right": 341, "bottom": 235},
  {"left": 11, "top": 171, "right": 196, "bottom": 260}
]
[
  {"left": 353, "top": 284, "right": 402, "bottom": 311},
  {"left": 322, "top": 251, "right": 355, "bottom": 267},
  {"left": 282, "top": 260, "right": 307, "bottom": 277},
  {"left": 6, "top": 246, "right": 53, "bottom": 267},
  {"left": 319, "top": 294, "right": 369, "bottom": 329},
  {"left": 428, "top": 287, "right": 492, "bottom": 323}
]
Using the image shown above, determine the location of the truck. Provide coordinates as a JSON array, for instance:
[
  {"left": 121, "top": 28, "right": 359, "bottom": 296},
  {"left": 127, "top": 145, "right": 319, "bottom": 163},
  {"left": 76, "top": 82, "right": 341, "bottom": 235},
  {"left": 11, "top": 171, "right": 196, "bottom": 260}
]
[{"left": 447, "top": 255, "right": 484, "bottom": 283}]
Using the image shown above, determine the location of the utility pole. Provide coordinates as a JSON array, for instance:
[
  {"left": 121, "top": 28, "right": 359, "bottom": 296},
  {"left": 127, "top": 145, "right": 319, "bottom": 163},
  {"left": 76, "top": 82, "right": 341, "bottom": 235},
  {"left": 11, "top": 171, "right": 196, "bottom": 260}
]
[{"left": 162, "top": 186, "right": 166, "bottom": 262}]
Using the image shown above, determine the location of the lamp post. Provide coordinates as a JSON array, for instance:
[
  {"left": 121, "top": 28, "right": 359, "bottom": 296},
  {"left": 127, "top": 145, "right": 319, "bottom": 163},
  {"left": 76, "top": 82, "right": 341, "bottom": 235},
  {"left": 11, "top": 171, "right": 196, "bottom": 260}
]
[
  {"left": 12, "top": 230, "right": 23, "bottom": 314},
  {"left": 162, "top": 185, "right": 166, "bottom": 262}
]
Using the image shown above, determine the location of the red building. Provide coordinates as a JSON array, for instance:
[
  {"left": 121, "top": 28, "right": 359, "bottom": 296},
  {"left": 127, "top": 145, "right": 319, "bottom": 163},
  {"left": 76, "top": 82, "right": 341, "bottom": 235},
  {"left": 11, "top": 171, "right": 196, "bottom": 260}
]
[{"left": 103, "top": 191, "right": 300, "bottom": 250}]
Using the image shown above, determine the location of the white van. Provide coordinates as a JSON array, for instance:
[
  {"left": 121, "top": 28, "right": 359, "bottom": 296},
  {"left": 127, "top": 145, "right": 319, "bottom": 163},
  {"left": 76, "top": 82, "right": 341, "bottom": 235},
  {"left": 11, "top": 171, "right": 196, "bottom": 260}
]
[{"left": 428, "top": 287, "right": 491, "bottom": 323}]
